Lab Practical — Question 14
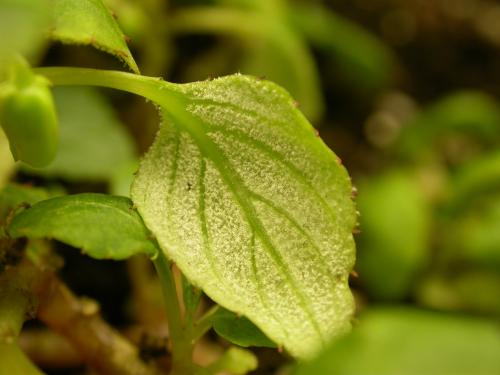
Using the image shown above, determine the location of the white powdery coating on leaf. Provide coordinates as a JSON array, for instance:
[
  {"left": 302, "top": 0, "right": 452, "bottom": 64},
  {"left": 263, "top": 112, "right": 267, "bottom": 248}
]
[{"left": 132, "top": 75, "right": 356, "bottom": 359}]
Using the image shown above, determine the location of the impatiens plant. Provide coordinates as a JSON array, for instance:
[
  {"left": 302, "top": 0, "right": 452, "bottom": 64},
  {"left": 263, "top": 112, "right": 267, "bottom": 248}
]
[{"left": 0, "top": 0, "right": 356, "bottom": 374}]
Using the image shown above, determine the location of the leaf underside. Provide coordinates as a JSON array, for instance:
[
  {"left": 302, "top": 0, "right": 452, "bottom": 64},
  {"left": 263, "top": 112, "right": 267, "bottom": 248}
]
[
  {"left": 50, "top": 0, "right": 139, "bottom": 73},
  {"left": 8, "top": 194, "right": 156, "bottom": 260},
  {"left": 132, "top": 75, "right": 356, "bottom": 359}
]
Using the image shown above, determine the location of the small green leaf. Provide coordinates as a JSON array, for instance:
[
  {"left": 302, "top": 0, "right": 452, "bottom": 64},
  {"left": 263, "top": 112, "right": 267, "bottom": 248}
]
[
  {"left": 207, "top": 347, "right": 258, "bottom": 375},
  {"left": 8, "top": 193, "right": 156, "bottom": 260},
  {"left": 182, "top": 276, "right": 202, "bottom": 322},
  {"left": 132, "top": 75, "right": 356, "bottom": 358},
  {"left": 23, "top": 87, "right": 136, "bottom": 182},
  {"left": 356, "top": 170, "right": 431, "bottom": 300},
  {"left": 50, "top": 0, "right": 139, "bottom": 73},
  {"left": 212, "top": 308, "right": 276, "bottom": 348},
  {"left": 295, "top": 308, "right": 500, "bottom": 375}
]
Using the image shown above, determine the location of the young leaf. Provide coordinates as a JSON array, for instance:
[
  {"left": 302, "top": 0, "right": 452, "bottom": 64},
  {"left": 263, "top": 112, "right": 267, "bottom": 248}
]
[
  {"left": 8, "top": 194, "right": 156, "bottom": 260},
  {"left": 23, "top": 87, "right": 136, "bottom": 182},
  {"left": 295, "top": 308, "right": 500, "bottom": 375},
  {"left": 50, "top": 0, "right": 139, "bottom": 73},
  {"left": 207, "top": 347, "right": 258, "bottom": 375},
  {"left": 132, "top": 75, "right": 356, "bottom": 359},
  {"left": 212, "top": 308, "right": 276, "bottom": 348}
]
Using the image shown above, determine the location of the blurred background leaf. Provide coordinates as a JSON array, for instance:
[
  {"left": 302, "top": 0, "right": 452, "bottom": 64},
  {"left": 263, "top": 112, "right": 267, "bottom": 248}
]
[
  {"left": 22, "top": 87, "right": 137, "bottom": 186},
  {"left": 296, "top": 308, "right": 500, "bottom": 375}
]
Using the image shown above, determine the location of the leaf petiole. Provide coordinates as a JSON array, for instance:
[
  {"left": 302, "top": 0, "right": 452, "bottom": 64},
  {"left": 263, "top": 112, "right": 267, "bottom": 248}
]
[
  {"left": 189, "top": 305, "right": 220, "bottom": 343},
  {"left": 151, "top": 248, "right": 194, "bottom": 373}
]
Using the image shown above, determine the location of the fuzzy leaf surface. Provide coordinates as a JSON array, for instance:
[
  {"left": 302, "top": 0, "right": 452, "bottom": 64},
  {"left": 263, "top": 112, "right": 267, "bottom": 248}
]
[
  {"left": 132, "top": 74, "right": 356, "bottom": 358},
  {"left": 8, "top": 193, "right": 156, "bottom": 260},
  {"left": 50, "top": 0, "right": 139, "bottom": 73}
]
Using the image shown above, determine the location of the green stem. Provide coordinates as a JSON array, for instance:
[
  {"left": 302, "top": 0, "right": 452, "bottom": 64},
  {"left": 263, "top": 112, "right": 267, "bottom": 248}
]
[
  {"left": 151, "top": 250, "right": 193, "bottom": 373},
  {"left": 190, "top": 305, "right": 220, "bottom": 343},
  {"left": 34, "top": 67, "right": 179, "bottom": 105}
]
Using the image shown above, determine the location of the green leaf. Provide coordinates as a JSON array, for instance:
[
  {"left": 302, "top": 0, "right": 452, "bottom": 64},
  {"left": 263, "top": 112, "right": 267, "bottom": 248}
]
[
  {"left": 23, "top": 87, "right": 136, "bottom": 182},
  {"left": 8, "top": 193, "right": 156, "bottom": 260},
  {"left": 289, "top": 3, "right": 397, "bottom": 93},
  {"left": 212, "top": 308, "right": 276, "bottom": 348},
  {"left": 182, "top": 276, "right": 202, "bottom": 323},
  {"left": 397, "top": 91, "right": 500, "bottom": 161},
  {"left": 132, "top": 74, "right": 356, "bottom": 359},
  {"left": 207, "top": 347, "right": 258, "bottom": 375},
  {"left": 356, "top": 170, "right": 431, "bottom": 300},
  {"left": 295, "top": 308, "right": 500, "bottom": 375},
  {"left": 49, "top": 0, "right": 139, "bottom": 73}
]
